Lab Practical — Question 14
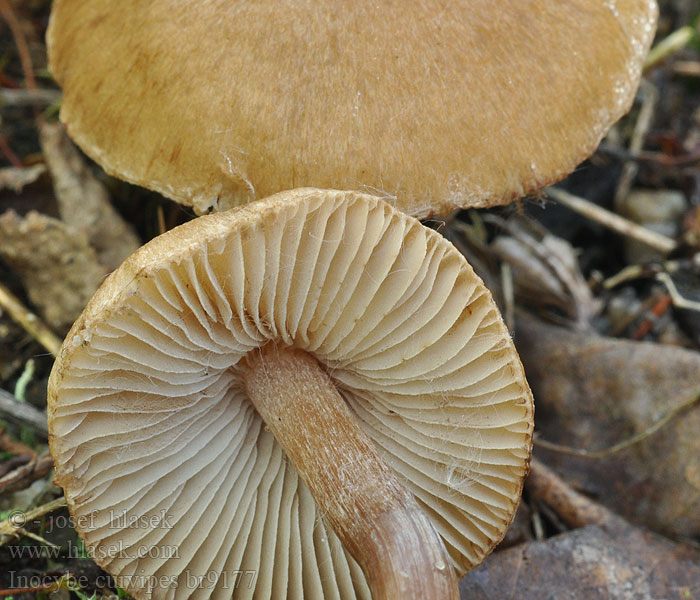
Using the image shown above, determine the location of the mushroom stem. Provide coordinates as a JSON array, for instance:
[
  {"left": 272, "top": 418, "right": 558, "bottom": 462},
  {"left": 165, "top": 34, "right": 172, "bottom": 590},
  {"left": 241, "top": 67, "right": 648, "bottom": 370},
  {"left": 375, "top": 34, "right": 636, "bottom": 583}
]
[{"left": 242, "top": 344, "right": 459, "bottom": 600}]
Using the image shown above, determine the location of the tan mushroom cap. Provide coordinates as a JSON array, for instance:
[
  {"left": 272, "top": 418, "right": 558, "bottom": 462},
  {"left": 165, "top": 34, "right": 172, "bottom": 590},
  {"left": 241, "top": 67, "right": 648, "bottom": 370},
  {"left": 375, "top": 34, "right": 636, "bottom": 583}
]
[
  {"left": 47, "top": 1, "right": 657, "bottom": 217},
  {"left": 48, "top": 188, "right": 533, "bottom": 599}
]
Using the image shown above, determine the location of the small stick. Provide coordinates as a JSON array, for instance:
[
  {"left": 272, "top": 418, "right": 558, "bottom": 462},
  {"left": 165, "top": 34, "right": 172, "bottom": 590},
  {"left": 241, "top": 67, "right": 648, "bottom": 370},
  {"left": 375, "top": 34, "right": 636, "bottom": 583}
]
[
  {"left": 0, "top": 0, "right": 37, "bottom": 89},
  {"left": 603, "top": 255, "right": 700, "bottom": 289},
  {"left": 0, "top": 428, "right": 35, "bottom": 457},
  {"left": 0, "top": 450, "right": 53, "bottom": 494},
  {"left": 603, "top": 263, "right": 648, "bottom": 289},
  {"left": 656, "top": 272, "right": 700, "bottom": 312},
  {"left": 0, "top": 455, "right": 29, "bottom": 479},
  {"left": 627, "top": 80, "right": 657, "bottom": 158},
  {"left": 530, "top": 500, "right": 545, "bottom": 541},
  {"left": 614, "top": 80, "right": 657, "bottom": 207},
  {"left": 0, "top": 496, "right": 66, "bottom": 545},
  {"left": 630, "top": 292, "right": 672, "bottom": 340},
  {"left": 0, "top": 574, "right": 93, "bottom": 598},
  {"left": 547, "top": 187, "right": 677, "bottom": 254},
  {"left": 157, "top": 203, "right": 167, "bottom": 235},
  {"left": 0, "top": 388, "right": 48, "bottom": 436},
  {"left": 609, "top": 289, "right": 659, "bottom": 337},
  {"left": 500, "top": 262, "right": 515, "bottom": 333},
  {"left": 673, "top": 61, "right": 700, "bottom": 77},
  {"left": 527, "top": 458, "right": 621, "bottom": 529},
  {"left": 0, "top": 88, "right": 62, "bottom": 107},
  {"left": 534, "top": 499, "right": 567, "bottom": 534},
  {"left": 0, "top": 132, "right": 23, "bottom": 167},
  {"left": 534, "top": 389, "right": 700, "bottom": 459},
  {"left": 17, "top": 528, "right": 60, "bottom": 547},
  {"left": 637, "top": 148, "right": 700, "bottom": 166},
  {"left": 0, "top": 0, "right": 41, "bottom": 121},
  {"left": 644, "top": 25, "right": 697, "bottom": 71},
  {"left": 0, "top": 582, "right": 60, "bottom": 597},
  {"left": 0, "top": 281, "right": 62, "bottom": 356}
]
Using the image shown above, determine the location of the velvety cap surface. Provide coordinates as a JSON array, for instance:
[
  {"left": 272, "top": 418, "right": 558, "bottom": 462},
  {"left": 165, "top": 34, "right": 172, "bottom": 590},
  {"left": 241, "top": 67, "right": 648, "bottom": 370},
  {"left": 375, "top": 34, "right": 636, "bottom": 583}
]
[
  {"left": 48, "top": 189, "right": 533, "bottom": 598},
  {"left": 48, "top": 1, "right": 656, "bottom": 216}
]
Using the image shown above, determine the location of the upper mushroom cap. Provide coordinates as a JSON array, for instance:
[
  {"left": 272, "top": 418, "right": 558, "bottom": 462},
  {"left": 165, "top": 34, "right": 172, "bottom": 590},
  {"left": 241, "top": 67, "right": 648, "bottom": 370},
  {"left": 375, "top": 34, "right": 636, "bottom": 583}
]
[
  {"left": 48, "top": 188, "right": 533, "bottom": 599},
  {"left": 47, "top": 0, "right": 657, "bottom": 216}
]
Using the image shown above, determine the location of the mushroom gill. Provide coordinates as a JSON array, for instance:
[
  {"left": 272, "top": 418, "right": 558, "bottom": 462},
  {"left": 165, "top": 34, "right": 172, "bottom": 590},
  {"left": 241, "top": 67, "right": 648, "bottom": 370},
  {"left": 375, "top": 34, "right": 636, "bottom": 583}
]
[{"left": 48, "top": 188, "right": 533, "bottom": 599}]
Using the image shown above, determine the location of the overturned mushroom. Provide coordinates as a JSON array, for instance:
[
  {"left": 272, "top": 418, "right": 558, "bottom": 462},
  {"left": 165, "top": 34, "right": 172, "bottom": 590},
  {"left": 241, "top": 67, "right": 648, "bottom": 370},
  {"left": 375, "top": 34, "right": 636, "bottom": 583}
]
[
  {"left": 47, "top": 1, "right": 657, "bottom": 216},
  {"left": 48, "top": 189, "right": 534, "bottom": 599}
]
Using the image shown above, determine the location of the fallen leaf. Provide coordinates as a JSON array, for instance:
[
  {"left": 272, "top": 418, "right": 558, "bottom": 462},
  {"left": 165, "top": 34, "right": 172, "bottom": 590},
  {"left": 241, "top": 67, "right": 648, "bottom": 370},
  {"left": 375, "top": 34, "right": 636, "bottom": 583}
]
[
  {"left": 460, "top": 523, "right": 700, "bottom": 599},
  {"left": 0, "top": 210, "right": 106, "bottom": 332},
  {"left": 40, "top": 122, "right": 140, "bottom": 270},
  {"left": 515, "top": 314, "right": 700, "bottom": 538}
]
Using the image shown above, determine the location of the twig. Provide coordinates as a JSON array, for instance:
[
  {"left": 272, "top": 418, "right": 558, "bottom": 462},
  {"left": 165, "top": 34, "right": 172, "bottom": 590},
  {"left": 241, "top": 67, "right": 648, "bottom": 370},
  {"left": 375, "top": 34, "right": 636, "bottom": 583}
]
[
  {"left": 530, "top": 500, "right": 545, "bottom": 541},
  {"left": 614, "top": 80, "right": 657, "bottom": 207},
  {"left": 0, "top": 581, "right": 59, "bottom": 597},
  {"left": 0, "top": 455, "right": 29, "bottom": 479},
  {"left": 603, "top": 254, "right": 700, "bottom": 289},
  {"left": 627, "top": 80, "right": 657, "bottom": 157},
  {"left": 0, "top": 281, "right": 62, "bottom": 356},
  {"left": 527, "top": 458, "right": 621, "bottom": 529},
  {"left": 0, "top": 0, "right": 41, "bottom": 120},
  {"left": 0, "top": 87, "right": 61, "bottom": 107},
  {"left": 644, "top": 25, "right": 697, "bottom": 71},
  {"left": 534, "top": 389, "right": 700, "bottom": 459},
  {"left": 0, "top": 574, "right": 89, "bottom": 597},
  {"left": 0, "top": 388, "right": 48, "bottom": 436},
  {"left": 0, "top": 496, "right": 66, "bottom": 546},
  {"left": 547, "top": 187, "right": 677, "bottom": 254},
  {"left": 630, "top": 291, "right": 671, "bottom": 340},
  {"left": 18, "top": 528, "right": 60, "bottom": 547},
  {"left": 603, "top": 263, "right": 650, "bottom": 289},
  {"left": 0, "top": 132, "right": 22, "bottom": 167},
  {"left": 0, "top": 428, "right": 35, "bottom": 457},
  {"left": 673, "top": 61, "right": 700, "bottom": 77},
  {"left": 157, "top": 203, "right": 167, "bottom": 235},
  {"left": 611, "top": 287, "right": 665, "bottom": 337},
  {"left": 637, "top": 148, "right": 700, "bottom": 167},
  {"left": 500, "top": 262, "right": 514, "bottom": 333},
  {"left": 0, "top": 449, "right": 53, "bottom": 493},
  {"left": 656, "top": 272, "right": 700, "bottom": 312}
]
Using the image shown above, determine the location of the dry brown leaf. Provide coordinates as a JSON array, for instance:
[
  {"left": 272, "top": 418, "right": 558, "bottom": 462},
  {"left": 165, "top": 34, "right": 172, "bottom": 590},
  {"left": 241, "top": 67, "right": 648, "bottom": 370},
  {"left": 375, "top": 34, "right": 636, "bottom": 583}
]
[
  {"left": 490, "top": 218, "right": 601, "bottom": 327},
  {"left": 460, "top": 522, "right": 700, "bottom": 599},
  {"left": 0, "top": 210, "right": 106, "bottom": 332},
  {"left": 40, "top": 122, "right": 140, "bottom": 271},
  {"left": 516, "top": 313, "right": 700, "bottom": 538}
]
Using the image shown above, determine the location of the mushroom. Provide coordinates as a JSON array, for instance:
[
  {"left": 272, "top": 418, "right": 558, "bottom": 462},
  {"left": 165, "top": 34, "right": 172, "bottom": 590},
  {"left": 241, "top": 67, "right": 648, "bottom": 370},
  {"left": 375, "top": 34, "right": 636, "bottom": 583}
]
[
  {"left": 48, "top": 188, "right": 534, "bottom": 599},
  {"left": 47, "top": 0, "right": 657, "bottom": 216}
]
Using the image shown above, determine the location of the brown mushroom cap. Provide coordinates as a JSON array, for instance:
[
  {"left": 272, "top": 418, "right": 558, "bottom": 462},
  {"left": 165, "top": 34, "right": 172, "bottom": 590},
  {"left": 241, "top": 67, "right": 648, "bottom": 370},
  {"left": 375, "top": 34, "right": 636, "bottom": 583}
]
[
  {"left": 48, "top": 188, "right": 533, "bottom": 598},
  {"left": 47, "top": 1, "right": 656, "bottom": 216}
]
